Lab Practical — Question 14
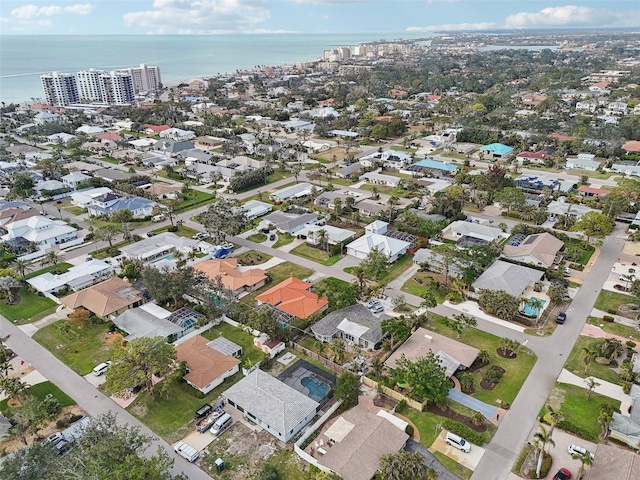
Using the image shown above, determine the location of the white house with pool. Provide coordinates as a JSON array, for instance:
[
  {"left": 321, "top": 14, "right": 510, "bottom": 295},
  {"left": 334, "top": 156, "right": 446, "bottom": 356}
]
[{"left": 119, "top": 232, "right": 199, "bottom": 265}]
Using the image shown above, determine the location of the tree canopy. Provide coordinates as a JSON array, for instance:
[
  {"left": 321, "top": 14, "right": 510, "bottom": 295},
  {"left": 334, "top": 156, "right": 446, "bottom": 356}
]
[{"left": 393, "top": 353, "right": 449, "bottom": 405}]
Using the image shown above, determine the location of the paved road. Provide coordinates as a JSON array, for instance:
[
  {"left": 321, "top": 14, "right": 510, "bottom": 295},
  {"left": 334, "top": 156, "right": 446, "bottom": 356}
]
[
  {"left": 0, "top": 317, "right": 214, "bottom": 480},
  {"left": 470, "top": 225, "right": 626, "bottom": 480}
]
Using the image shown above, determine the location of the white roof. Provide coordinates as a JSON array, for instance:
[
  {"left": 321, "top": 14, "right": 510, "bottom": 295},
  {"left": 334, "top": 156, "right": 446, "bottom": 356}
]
[
  {"left": 300, "top": 224, "right": 355, "bottom": 243},
  {"left": 346, "top": 232, "right": 410, "bottom": 257},
  {"left": 27, "top": 259, "right": 112, "bottom": 293},
  {"left": 447, "top": 220, "right": 507, "bottom": 242},
  {"left": 70, "top": 187, "right": 113, "bottom": 206},
  {"left": 139, "top": 303, "right": 172, "bottom": 319},
  {"left": 2, "top": 215, "right": 77, "bottom": 243},
  {"left": 76, "top": 125, "right": 104, "bottom": 134},
  {"left": 337, "top": 318, "right": 370, "bottom": 339}
]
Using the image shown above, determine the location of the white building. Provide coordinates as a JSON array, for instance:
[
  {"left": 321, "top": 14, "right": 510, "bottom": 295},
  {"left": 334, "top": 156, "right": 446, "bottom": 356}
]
[
  {"left": 346, "top": 232, "right": 410, "bottom": 263},
  {"left": 2, "top": 215, "right": 77, "bottom": 249},
  {"left": 27, "top": 259, "right": 113, "bottom": 294},
  {"left": 41, "top": 72, "right": 79, "bottom": 106},
  {"left": 127, "top": 63, "right": 162, "bottom": 94}
]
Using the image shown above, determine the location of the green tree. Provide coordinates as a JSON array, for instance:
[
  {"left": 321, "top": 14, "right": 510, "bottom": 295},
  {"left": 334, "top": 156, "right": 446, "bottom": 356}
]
[
  {"left": 494, "top": 187, "right": 526, "bottom": 213},
  {"left": 11, "top": 258, "right": 33, "bottom": 279},
  {"left": 334, "top": 371, "right": 360, "bottom": 410},
  {"left": 478, "top": 289, "right": 520, "bottom": 319},
  {"left": 0, "top": 441, "right": 59, "bottom": 480},
  {"left": 378, "top": 451, "right": 434, "bottom": 480},
  {"left": 394, "top": 353, "right": 449, "bottom": 405},
  {"left": 157, "top": 198, "right": 181, "bottom": 227},
  {"left": 381, "top": 317, "right": 411, "bottom": 346},
  {"left": 110, "top": 209, "right": 134, "bottom": 224},
  {"left": 105, "top": 336, "right": 177, "bottom": 397},
  {"left": 571, "top": 211, "right": 614, "bottom": 242},
  {"left": 201, "top": 197, "right": 249, "bottom": 244},
  {"left": 41, "top": 250, "right": 65, "bottom": 274},
  {"left": 95, "top": 224, "right": 123, "bottom": 249},
  {"left": 584, "top": 377, "right": 600, "bottom": 401},
  {"left": 442, "top": 313, "right": 477, "bottom": 338},
  {"left": 328, "top": 338, "right": 345, "bottom": 364},
  {"left": 9, "top": 172, "right": 34, "bottom": 199},
  {"left": 572, "top": 450, "right": 593, "bottom": 478},
  {"left": 547, "top": 283, "right": 568, "bottom": 305},
  {"left": 431, "top": 243, "right": 462, "bottom": 287},
  {"left": 361, "top": 246, "right": 388, "bottom": 280},
  {"left": 533, "top": 424, "right": 555, "bottom": 478},
  {"left": 598, "top": 404, "right": 614, "bottom": 439}
]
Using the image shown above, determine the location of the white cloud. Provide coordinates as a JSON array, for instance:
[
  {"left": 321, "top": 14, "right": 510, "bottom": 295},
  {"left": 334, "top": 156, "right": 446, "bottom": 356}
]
[
  {"left": 10, "top": 3, "right": 94, "bottom": 19},
  {"left": 505, "top": 5, "right": 638, "bottom": 28},
  {"left": 407, "top": 22, "right": 498, "bottom": 32},
  {"left": 292, "top": 0, "right": 370, "bottom": 4},
  {"left": 124, "top": 0, "right": 272, "bottom": 34}
]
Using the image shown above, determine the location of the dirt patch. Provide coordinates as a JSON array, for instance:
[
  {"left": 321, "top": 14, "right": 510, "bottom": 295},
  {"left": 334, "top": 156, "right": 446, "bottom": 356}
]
[
  {"left": 0, "top": 405, "right": 87, "bottom": 455},
  {"left": 102, "top": 330, "right": 124, "bottom": 347},
  {"left": 497, "top": 348, "right": 517, "bottom": 359},
  {"left": 129, "top": 402, "right": 148, "bottom": 417},
  {"left": 427, "top": 404, "right": 487, "bottom": 432}
]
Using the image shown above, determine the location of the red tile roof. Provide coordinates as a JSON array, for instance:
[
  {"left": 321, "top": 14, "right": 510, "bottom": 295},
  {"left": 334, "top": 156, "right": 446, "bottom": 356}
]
[{"left": 256, "top": 277, "right": 328, "bottom": 319}]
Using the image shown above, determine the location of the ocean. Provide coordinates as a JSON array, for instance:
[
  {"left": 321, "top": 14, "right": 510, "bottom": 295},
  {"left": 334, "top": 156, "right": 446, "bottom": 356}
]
[{"left": 0, "top": 33, "right": 427, "bottom": 105}]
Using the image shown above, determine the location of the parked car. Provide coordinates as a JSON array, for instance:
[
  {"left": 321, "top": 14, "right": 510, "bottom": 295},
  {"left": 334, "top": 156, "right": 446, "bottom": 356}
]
[
  {"left": 365, "top": 300, "right": 379, "bottom": 309},
  {"left": 192, "top": 232, "right": 210, "bottom": 240},
  {"left": 445, "top": 431, "right": 471, "bottom": 453},
  {"left": 556, "top": 312, "right": 567, "bottom": 324},
  {"left": 371, "top": 304, "right": 384, "bottom": 313},
  {"left": 553, "top": 468, "right": 571, "bottom": 480},
  {"left": 92, "top": 361, "right": 111, "bottom": 376},
  {"left": 550, "top": 279, "right": 569, "bottom": 288},
  {"left": 619, "top": 274, "right": 636, "bottom": 282},
  {"left": 613, "top": 284, "right": 630, "bottom": 292},
  {"left": 269, "top": 234, "right": 276, "bottom": 241},
  {"left": 146, "top": 231, "right": 156, "bottom": 238},
  {"left": 46, "top": 432, "right": 65, "bottom": 446},
  {"left": 567, "top": 444, "right": 594, "bottom": 460},
  {"left": 195, "top": 403, "right": 213, "bottom": 419},
  {"left": 173, "top": 441, "right": 200, "bottom": 463}
]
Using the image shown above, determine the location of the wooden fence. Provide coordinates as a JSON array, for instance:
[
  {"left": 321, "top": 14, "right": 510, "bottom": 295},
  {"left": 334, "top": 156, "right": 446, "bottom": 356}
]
[
  {"left": 362, "top": 375, "right": 427, "bottom": 412},
  {"left": 290, "top": 342, "right": 346, "bottom": 376}
]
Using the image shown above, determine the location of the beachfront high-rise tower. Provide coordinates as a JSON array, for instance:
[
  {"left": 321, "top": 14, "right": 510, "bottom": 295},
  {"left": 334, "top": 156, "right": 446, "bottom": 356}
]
[
  {"left": 40, "top": 72, "right": 79, "bottom": 106},
  {"left": 127, "top": 63, "right": 162, "bottom": 94}
]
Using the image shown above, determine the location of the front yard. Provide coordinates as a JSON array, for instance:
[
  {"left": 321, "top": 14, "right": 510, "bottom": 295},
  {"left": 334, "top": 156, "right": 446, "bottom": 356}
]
[
  {"left": 0, "top": 286, "right": 58, "bottom": 322},
  {"left": 32, "top": 320, "right": 119, "bottom": 375},
  {"left": 401, "top": 271, "right": 449, "bottom": 303},
  {"left": 594, "top": 290, "right": 636, "bottom": 314},
  {"left": 0, "top": 381, "right": 75, "bottom": 415},
  {"left": 150, "top": 225, "right": 199, "bottom": 238},
  {"left": 564, "top": 335, "right": 623, "bottom": 385},
  {"left": 290, "top": 243, "right": 342, "bottom": 266}
]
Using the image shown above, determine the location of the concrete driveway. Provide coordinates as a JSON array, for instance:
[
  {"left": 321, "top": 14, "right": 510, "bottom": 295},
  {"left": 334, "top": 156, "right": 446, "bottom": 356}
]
[
  {"left": 430, "top": 430, "right": 485, "bottom": 471},
  {"left": 181, "top": 430, "right": 217, "bottom": 451},
  {"left": 528, "top": 428, "right": 597, "bottom": 479},
  {"left": 83, "top": 372, "right": 106, "bottom": 387}
]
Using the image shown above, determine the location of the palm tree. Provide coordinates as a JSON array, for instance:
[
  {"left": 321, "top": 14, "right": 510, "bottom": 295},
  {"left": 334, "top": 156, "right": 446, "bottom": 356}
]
[
  {"left": 572, "top": 451, "right": 593, "bottom": 479},
  {"left": 458, "top": 371, "right": 477, "bottom": 393},
  {"left": 598, "top": 405, "right": 613, "bottom": 439},
  {"left": 42, "top": 250, "right": 65, "bottom": 273},
  {"left": 582, "top": 344, "right": 599, "bottom": 375},
  {"left": 316, "top": 228, "right": 329, "bottom": 252},
  {"left": 545, "top": 404, "right": 563, "bottom": 438},
  {"left": 477, "top": 350, "right": 490, "bottom": 365},
  {"left": 351, "top": 265, "right": 368, "bottom": 296},
  {"left": 472, "top": 411, "right": 485, "bottom": 426},
  {"left": 519, "top": 205, "right": 536, "bottom": 221},
  {"left": 328, "top": 338, "right": 345, "bottom": 364},
  {"left": 533, "top": 425, "right": 555, "bottom": 478},
  {"left": 601, "top": 338, "right": 625, "bottom": 362},
  {"left": 585, "top": 377, "right": 600, "bottom": 400},
  {"left": 370, "top": 357, "right": 383, "bottom": 378},
  {"left": 11, "top": 258, "right": 32, "bottom": 279}
]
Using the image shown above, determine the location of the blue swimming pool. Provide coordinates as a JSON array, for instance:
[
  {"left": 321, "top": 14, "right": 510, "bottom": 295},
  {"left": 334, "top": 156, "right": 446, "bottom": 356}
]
[
  {"left": 301, "top": 376, "right": 330, "bottom": 402},
  {"left": 151, "top": 255, "right": 174, "bottom": 263},
  {"left": 522, "top": 297, "right": 546, "bottom": 316}
]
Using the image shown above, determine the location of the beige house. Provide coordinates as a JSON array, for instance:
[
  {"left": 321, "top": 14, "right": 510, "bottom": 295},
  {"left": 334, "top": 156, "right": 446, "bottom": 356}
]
[
  {"left": 62, "top": 277, "right": 143, "bottom": 319},
  {"left": 385, "top": 327, "right": 479, "bottom": 377},
  {"left": 193, "top": 258, "right": 267, "bottom": 295},
  {"left": 502, "top": 232, "right": 564, "bottom": 268}
]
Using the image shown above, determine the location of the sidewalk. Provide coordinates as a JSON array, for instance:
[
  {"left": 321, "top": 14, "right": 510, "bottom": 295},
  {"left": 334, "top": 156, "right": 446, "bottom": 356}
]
[
  {"left": 17, "top": 305, "right": 71, "bottom": 337},
  {"left": 557, "top": 368, "right": 632, "bottom": 412},
  {"left": 590, "top": 307, "right": 640, "bottom": 329}
]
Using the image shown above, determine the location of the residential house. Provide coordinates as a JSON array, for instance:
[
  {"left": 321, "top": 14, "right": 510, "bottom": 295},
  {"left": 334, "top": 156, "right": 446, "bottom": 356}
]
[
  {"left": 297, "top": 224, "right": 355, "bottom": 246},
  {"left": 144, "top": 182, "right": 181, "bottom": 199},
  {"left": 385, "top": 327, "right": 479, "bottom": 378},
  {"left": 119, "top": 232, "right": 199, "bottom": 263},
  {"left": 223, "top": 369, "right": 319, "bottom": 442},
  {"left": 62, "top": 277, "right": 143, "bottom": 319},
  {"left": 514, "top": 150, "right": 554, "bottom": 165},
  {"left": 311, "top": 304, "right": 385, "bottom": 349},
  {"left": 413, "top": 248, "right": 463, "bottom": 278},
  {"left": 547, "top": 197, "right": 597, "bottom": 221},
  {"left": 242, "top": 200, "right": 273, "bottom": 220},
  {"left": 502, "top": 232, "right": 564, "bottom": 268},
  {"left": 2, "top": 215, "right": 77, "bottom": 249},
  {"left": 47, "top": 132, "right": 76, "bottom": 145},
  {"left": 314, "top": 190, "right": 362, "bottom": 211},
  {"left": 34, "top": 111, "right": 61, "bottom": 124},
  {"left": 143, "top": 124, "right": 170, "bottom": 135},
  {"left": 0, "top": 206, "right": 39, "bottom": 226},
  {"left": 566, "top": 153, "right": 600, "bottom": 171},
  {"left": 442, "top": 220, "right": 509, "bottom": 246},
  {"left": 193, "top": 258, "right": 267, "bottom": 295},
  {"left": 256, "top": 277, "right": 328, "bottom": 319},
  {"left": 182, "top": 161, "right": 220, "bottom": 184},
  {"left": 35, "top": 180, "right": 66, "bottom": 194},
  {"left": 176, "top": 335, "right": 240, "bottom": 394},
  {"left": 359, "top": 170, "right": 401, "bottom": 188},
  {"left": 353, "top": 199, "right": 387, "bottom": 218},
  {"left": 113, "top": 304, "right": 202, "bottom": 342},
  {"left": 480, "top": 143, "right": 513, "bottom": 160},
  {"left": 70, "top": 187, "right": 113, "bottom": 208},
  {"left": 609, "top": 162, "right": 640, "bottom": 177},
  {"left": 159, "top": 128, "right": 195, "bottom": 141},
  {"left": 577, "top": 186, "right": 610, "bottom": 199},
  {"left": 404, "top": 158, "right": 458, "bottom": 177},
  {"left": 345, "top": 232, "right": 410, "bottom": 263},
  {"left": 609, "top": 384, "right": 640, "bottom": 449},
  {"left": 269, "top": 183, "right": 317, "bottom": 203},
  {"left": 263, "top": 210, "right": 319, "bottom": 235},
  {"left": 154, "top": 139, "right": 195, "bottom": 156},
  {"left": 27, "top": 259, "right": 113, "bottom": 294},
  {"left": 360, "top": 151, "right": 412, "bottom": 170},
  {"left": 335, "top": 162, "right": 363, "bottom": 179},
  {"left": 86, "top": 193, "right": 156, "bottom": 219},
  {"left": 312, "top": 406, "right": 409, "bottom": 480},
  {"left": 585, "top": 443, "right": 640, "bottom": 480},
  {"left": 207, "top": 336, "right": 242, "bottom": 358},
  {"left": 62, "top": 172, "right": 91, "bottom": 189},
  {"left": 76, "top": 125, "right": 104, "bottom": 135},
  {"left": 471, "top": 260, "right": 544, "bottom": 298},
  {"left": 514, "top": 174, "right": 575, "bottom": 195},
  {"left": 622, "top": 140, "right": 640, "bottom": 154},
  {"left": 93, "top": 168, "right": 133, "bottom": 183}
]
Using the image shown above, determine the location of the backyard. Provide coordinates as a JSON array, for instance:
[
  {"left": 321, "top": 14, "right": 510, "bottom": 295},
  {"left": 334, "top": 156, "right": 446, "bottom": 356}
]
[
  {"left": 201, "top": 321, "right": 265, "bottom": 366},
  {"left": 547, "top": 382, "right": 621, "bottom": 442},
  {"left": 32, "top": 320, "right": 119, "bottom": 375},
  {"left": 290, "top": 243, "right": 342, "bottom": 266}
]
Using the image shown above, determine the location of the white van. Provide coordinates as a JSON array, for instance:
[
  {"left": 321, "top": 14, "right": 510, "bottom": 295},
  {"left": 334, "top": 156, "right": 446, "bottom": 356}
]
[
  {"left": 92, "top": 361, "right": 111, "bottom": 376},
  {"left": 173, "top": 441, "right": 200, "bottom": 462},
  {"left": 151, "top": 214, "right": 165, "bottom": 222},
  {"left": 210, "top": 412, "right": 232, "bottom": 437},
  {"left": 445, "top": 431, "right": 471, "bottom": 453}
]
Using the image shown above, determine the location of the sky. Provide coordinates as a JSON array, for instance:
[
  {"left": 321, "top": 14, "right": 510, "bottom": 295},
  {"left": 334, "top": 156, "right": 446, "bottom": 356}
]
[{"left": 1, "top": 0, "right": 639, "bottom": 35}]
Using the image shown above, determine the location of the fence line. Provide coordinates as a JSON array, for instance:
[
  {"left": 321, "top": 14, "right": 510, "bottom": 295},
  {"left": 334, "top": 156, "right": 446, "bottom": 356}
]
[
  {"left": 294, "top": 400, "right": 342, "bottom": 474},
  {"left": 361, "top": 376, "right": 427, "bottom": 412},
  {"left": 290, "top": 342, "right": 346, "bottom": 376}
]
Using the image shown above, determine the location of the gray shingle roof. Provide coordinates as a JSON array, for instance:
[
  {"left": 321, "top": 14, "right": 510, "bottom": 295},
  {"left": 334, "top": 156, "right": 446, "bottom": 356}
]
[
  {"left": 223, "top": 369, "right": 318, "bottom": 436},
  {"left": 311, "top": 304, "right": 384, "bottom": 344},
  {"left": 472, "top": 260, "right": 544, "bottom": 298}
]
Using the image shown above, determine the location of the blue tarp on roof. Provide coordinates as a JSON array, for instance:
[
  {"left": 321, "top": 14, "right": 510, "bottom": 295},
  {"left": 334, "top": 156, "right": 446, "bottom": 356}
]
[
  {"left": 412, "top": 158, "right": 457, "bottom": 172},
  {"left": 481, "top": 143, "right": 513, "bottom": 155}
]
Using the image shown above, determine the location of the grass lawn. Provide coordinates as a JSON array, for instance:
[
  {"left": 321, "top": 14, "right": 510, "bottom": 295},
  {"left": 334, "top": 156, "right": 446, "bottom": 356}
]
[
  {"left": 428, "top": 315, "right": 537, "bottom": 405},
  {"left": 273, "top": 233, "right": 295, "bottom": 249},
  {"left": 0, "top": 286, "right": 58, "bottom": 322},
  {"left": 552, "top": 382, "right": 621, "bottom": 442},
  {"left": 0, "top": 381, "right": 76, "bottom": 415},
  {"left": 201, "top": 321, "right": 265, "bottom": 365},
  {"left": 563, "top": 336, "right": 621, "bottom": 385},
  {"left": 176, "top": 190, "right": 215, "bottom": 211},
  {"left": 91, "top": 240, "right": 129, "bottom": 259},
  {"left": 587, "top": 316, "right": 640, "bottom": 342},
  {"left": 235, "top": 250, "right": 272, "bottom": 265},
  {"left": 434, "top": 451, "right": 473, "bottom": 480},
  {"left": 262, "top": 449, "right": 312, "bottom": 480},
  {"left": 25, "top": 263, "right": 73, "bottom": 279},
  {"left": 564, "top": 241, "right": 595, "bottom": 265},
  {"left": 594, "top": 290, "right": 633, "bottom": 313},
  {"left": 401, "top": 271, "right": 449, "bottom": 303},
  {"left": 247, "top": 233, "right": 267, "bottom": 243},
  {"left": 151, "top": 225, "right": 199, "bottom": 238},
  {"left": 346, "top": 254, "right": 413, "bottom": 283},
  {"left": 32, "top": 320, "right": 118, "bottom": 375},
  {"left": 290, "top": 243, "right": 341, "bottom": 266},
  {"left": 358, "top": 183, "right": 415, "bottom": 199},
  {"left": 567, "top": 169, "right": 615, "bottom": 179},
  {"left": 233, "top": 171, "right": 292, "bottom": 194},
  {"left": 129, "top": 373, "right": 245, "bottom": 442}
]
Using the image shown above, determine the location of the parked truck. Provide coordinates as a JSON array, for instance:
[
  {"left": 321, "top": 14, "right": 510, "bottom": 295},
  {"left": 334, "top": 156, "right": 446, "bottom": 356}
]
[
  {"left": 195, "top": 401, "right": 225, "bottom": 433},
  {"left": 173, "top": 441, "right": 200, "bottom": 463}
]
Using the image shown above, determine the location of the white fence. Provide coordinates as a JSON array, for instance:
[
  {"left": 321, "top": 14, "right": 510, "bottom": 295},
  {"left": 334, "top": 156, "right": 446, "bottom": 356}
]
[{"left": 294, "top": 400, "right": 342, "bottom": 473}]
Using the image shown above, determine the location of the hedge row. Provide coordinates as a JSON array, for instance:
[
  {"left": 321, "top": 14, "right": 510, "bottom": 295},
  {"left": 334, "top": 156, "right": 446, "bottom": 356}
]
[
  {"left": 442, "top": 419, "right": 485, "bottom": 446},
  {"left": 555, "top": 420, "right": 598, "bottom": 443}
]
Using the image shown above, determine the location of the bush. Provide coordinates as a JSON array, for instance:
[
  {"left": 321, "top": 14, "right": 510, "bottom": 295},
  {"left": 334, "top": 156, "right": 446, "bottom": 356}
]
[
  {"left": 396, "top": 399, "right": 407, "bottom": 413},
  {"left": 626, "top": 340, "right": 637, "bottom": 348},
  {"left": 607, "top": 309, "right": 618, "bottom": 315},
  {"left": 602, "top": 315, "right": 614, "bottom": 322},
  {"left": 484, "top": 368, "right": 503, "bottom": 383},
  {"left": 167, "top": 225, "right": 178, "bottom": 232},
  {"left": 595, "top": 356, "right": 610, "bottom": 365},
  {"left": 405, "top": 424, "right": 414, "bottom": 436},
  {"left": 442, "top": 419, "right": 485, "bottom": 446},
  {"left": 556, "top": 420, "right": 597, "bottom": 442}
]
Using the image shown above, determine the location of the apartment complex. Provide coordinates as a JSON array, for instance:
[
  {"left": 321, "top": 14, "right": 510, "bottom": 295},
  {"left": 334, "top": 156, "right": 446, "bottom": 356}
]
[
  {"left": 41, "top": 63, "right": 161, "bottom": 106},
  {"left": 40, "top": 72, "right": 80, "bottom": 106}
]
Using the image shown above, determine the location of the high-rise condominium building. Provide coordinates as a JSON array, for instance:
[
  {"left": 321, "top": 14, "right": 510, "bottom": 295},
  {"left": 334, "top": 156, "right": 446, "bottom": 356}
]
[
  {"left": 77, "top": 68, "right": 105, "bottom": 102},
  {"left": 40, "top": 72, "right": 79, "bottom": 106},
  {"left": 98, "top": 71, "right": 135, "bottom": 105},
  {"left": 127, "top": 63, "right": 162, "bottom": 94}
]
